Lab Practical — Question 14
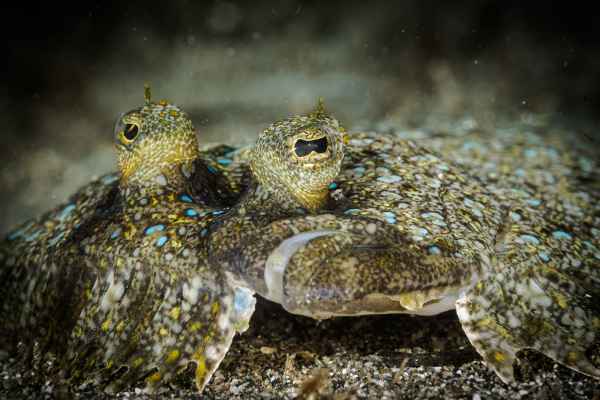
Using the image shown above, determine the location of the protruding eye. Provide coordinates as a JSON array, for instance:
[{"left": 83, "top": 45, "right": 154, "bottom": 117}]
[
  {"left": 294, "top": 137, "right": 328, "bottom": 157},
  {"left": 118, "top": 123, "right": 140, "bottom": 145},
  {"left": 123, "top": 124, "right": 139, "bottom": 141}
]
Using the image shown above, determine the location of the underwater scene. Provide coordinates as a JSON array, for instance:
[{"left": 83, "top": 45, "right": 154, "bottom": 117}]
[{"left": 1, "top": 2, "right": 599, "bottom": 399}]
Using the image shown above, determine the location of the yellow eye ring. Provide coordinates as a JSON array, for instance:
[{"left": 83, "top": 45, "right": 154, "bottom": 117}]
[{"left": 119, "top": 123, "right": 140, "bottom": 144}]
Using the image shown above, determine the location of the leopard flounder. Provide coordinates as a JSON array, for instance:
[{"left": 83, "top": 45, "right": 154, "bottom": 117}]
[
  {"left": 210, "top": 101, "right": 600, "bottom": 384},
  {"left": 2, "top": 98, "right": 598, "bottom": 394},
  {"left": 0, "top": 88, "right": 253, "bottom": 393}
]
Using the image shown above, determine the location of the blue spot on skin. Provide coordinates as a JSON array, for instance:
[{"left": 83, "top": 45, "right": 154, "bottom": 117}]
[
  {"left": 155, "top": 236, "right": 169, "bottom": 247},
  {"left": 344, "top": 208, "right": 360, "bottom": 215},
  {"left": 48, "top": 231, "right": 66, "bottom": 247},
  {"left": 383, "top": 212, "right": 397, "bottom": 224},
  {"left": 552, "top": 230, "right": 572, "bottom": 240},
  {"left": 207, "top": 165, "right": 217, "bottom": 174},
  {"left": 518, "top": 234, "right": 540, "bottom": 245},
  {"left": 7, "top": 221, "right": 33, "bottom": 240},
  {"left": 526, "top": 199, "right": 542, "bottom": 207},
  {"left": 57, "top": 204, "right": 76, "bottom": 222},
  {"left": 509, "top": 211, "right": 522, "bottom": 222},
  {"left": 179, "top": 194, "right": 193, "bottom": 203},
  {"left": 328, "top": 182, "right": 338, "bottom": 190},
  {"left": 461, "top": 141, "right": 478, "bottom": 151},
  {"left": 7, "top": 232, "right": 19, "bottom": 241},
  {"left": 110, "top": 228, "right": 122, "bottom": 239},
  {"left": 546, "top": 148, "right": 559, "bottom": 159},
  {"left": 524, "top": 148, "right": 538, "bottom": 158},
  {"left": 212, "top": 210, "right": 225, "bottom": 216},
  {"left": 421, "top": 212, "right": 443, "bottom": 220},
  {"left": 145, "top": 224, "right": 165, "bottom": 235},
  {"left": 8, "top": 229, "right": 24, "bottom": 241},
  {"left": 200, "top": 228, "right": 208, "bottom": 237},
  {"left": 217, "top": 158, "right": 232, "bottom": 166},
  {"left": 514, "top": 168, "right": 526, "bottom": 177},
  {"left": 353, "top": 167, "right": 365, "bottom": 176},
  {"left": 101, "top": 174, "right": 119, "bottom": 185},
  {"left": 24, "top": 230, "right": 42, "bottom": 242},
  {"left": 427, "top": 245, "right": 442, "bottom": 255},
  {"left": 185, "top": 209, "right": 199, "bottom": 217},
  {"left": 377, "top": 175, "right": 402, "bottom": 184},
  {"left": 538, "top": 251, "right": 550, "bottom": 262}
]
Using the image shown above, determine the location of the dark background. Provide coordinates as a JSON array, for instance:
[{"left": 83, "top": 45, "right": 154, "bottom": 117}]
[{"left": 1, "top": 0, "right": 599, "bottom": 232}]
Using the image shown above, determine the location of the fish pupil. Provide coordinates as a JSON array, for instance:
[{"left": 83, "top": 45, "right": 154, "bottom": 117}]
[
  {"left": 124, "top": 124, "right": 139, "bottom": 140},
  {"left": 294, "top": 137, "right": 328, "bottom": 157}
]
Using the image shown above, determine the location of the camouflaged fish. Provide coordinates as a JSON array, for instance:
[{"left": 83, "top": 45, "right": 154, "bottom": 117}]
[
  {"left": 209, "top": 102, "right": 600, "bottom": 384},
  {"left": 0, "top": 89, "right": 253, "bottom": 393}
]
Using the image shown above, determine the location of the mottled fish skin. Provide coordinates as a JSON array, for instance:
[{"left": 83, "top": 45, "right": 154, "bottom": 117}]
[
  {"left": 439, "top": 131, "right": 600, "bottom": 382},
  {"left": 209, "top": 104, "right": 599, "bottom": 383},
  {"left": 0, "top": 151, "right": 240, "bottom": 356},
  {"left": 0, "top": 95, "right": 253, "bottom": 393}
]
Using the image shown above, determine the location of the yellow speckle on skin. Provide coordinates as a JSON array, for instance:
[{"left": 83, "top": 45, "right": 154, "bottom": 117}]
[
  {"left": 475, "top": 281, "right": 484, "bottom": 292},
  {"left": 493, "top": 351, "right": 506, "bottom": 363},
  {"left": 554, "top": 292, "right": 568, "bottom": 309},
  {"left": 147, "top": 372, "right": 162, "bottom": 383},
  {"left": 159, "top": 327, "right": 169, "bottom": 336},
  {"left": 189, "top": 322, "right": 203, "bottom": 332},
  {"left": 567, "top": 351, "right": 579, "bottom": 364},
  {"left": 477, "top": 317, "right": 493, "bottom": 328},
  {"left": 132, "top": 357, "right": 144, "bottom": 368},
  {"left": 211, "top": 301, "right": 220, "bottom": 316},
  {"left": 101, "top": 319, "right": 112, "bottom": 332},
  {"left": 166, "top": 349, "right": 180, "bottom": 364},
  {"left": 169, "top": 307, "right": 181, "bottom": 320},
  {"left": 124, "top": 224, "right": 138, "bottom": 240},
  {"left": 194, "top": 354, "right": 207, "bottom": 388},
  {"left": 116, "top": 321, "right": 126, "bottom": 332}
]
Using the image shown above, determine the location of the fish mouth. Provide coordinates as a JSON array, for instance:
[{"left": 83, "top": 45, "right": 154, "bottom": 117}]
[{"left": 293, "top": 136, "right": 331, "bottom": 165}]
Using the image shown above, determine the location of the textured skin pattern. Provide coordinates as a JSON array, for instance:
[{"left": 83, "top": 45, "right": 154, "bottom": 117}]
[
  {"left": 0, "top": 98, "right": 252, "bottom": 393},
  {"left": 1, "top": 99, "right": 598, "bottom": 392},
  {"left": 210, "top": 107, "right": 600, "bottom": 384}
]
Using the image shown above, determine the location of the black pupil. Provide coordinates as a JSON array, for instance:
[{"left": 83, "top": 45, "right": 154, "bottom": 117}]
[
  {"left": 124, "top": 124, "right": 138, "bottom": 140},
  {"left": 294, "top": 137, "right": 328, "bottom": 157}
]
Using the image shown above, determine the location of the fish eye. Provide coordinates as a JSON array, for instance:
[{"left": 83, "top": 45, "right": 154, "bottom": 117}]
[
  {"left": 118, "top": 122, "right": 140, "bottom": 145},
  {"left": 294, "top": 137, "right": 328, "bottom": 157},
  {"left": 123, "top": 124, "right": 139, "bottom": 141}
]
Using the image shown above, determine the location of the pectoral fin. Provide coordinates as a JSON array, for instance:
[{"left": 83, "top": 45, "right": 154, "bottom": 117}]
[{"left": 456, "top": 267, "right": 600, "bottom": 383}]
